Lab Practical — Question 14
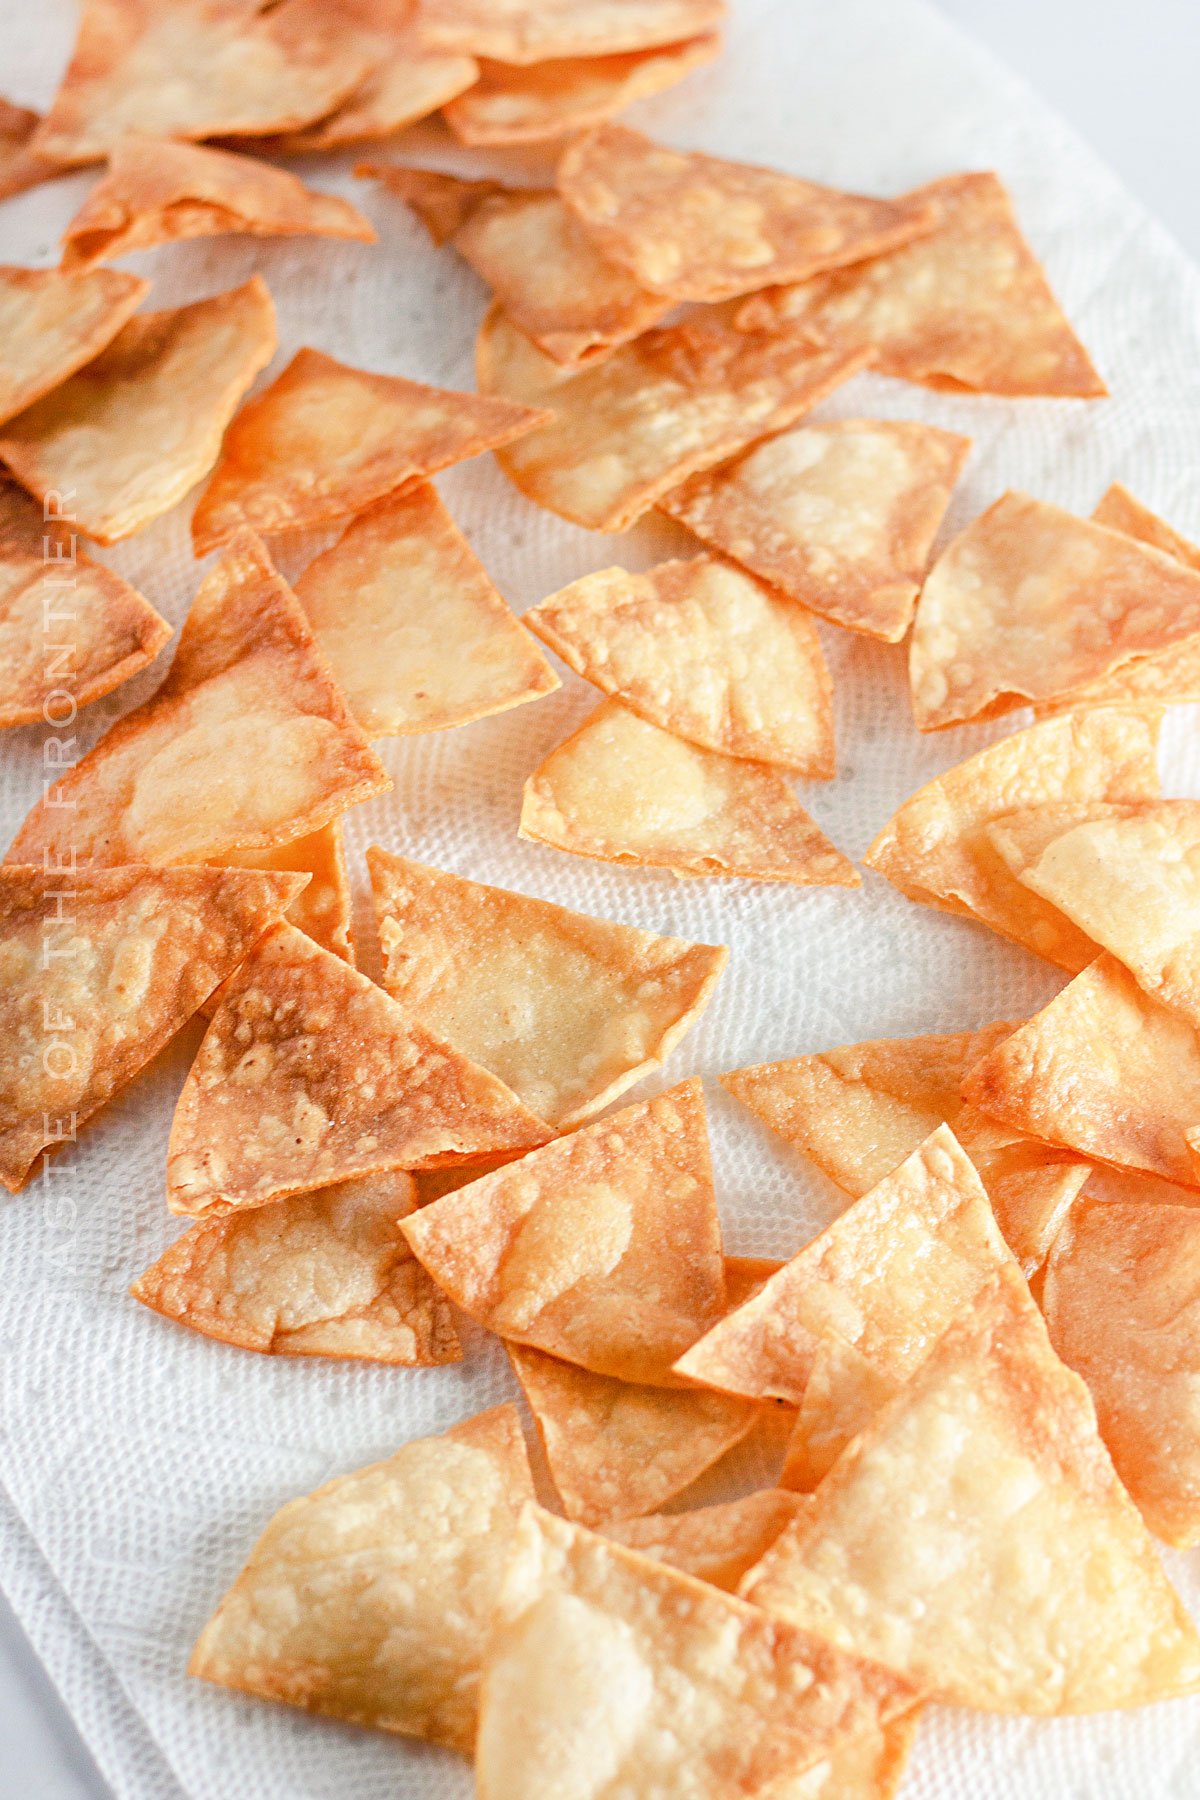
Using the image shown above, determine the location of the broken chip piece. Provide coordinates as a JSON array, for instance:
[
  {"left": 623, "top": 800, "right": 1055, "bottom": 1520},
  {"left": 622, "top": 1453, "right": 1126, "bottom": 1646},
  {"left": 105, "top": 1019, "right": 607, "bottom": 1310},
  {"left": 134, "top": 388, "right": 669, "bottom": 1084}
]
[
  {"left": 602, "top": 1488, "right": 805, "bottom": 1592},
  {"left": 0, "top": 261, "right": 147, "bottom": 428},
  {"left": 0, "top": 97, "right": 55, "bottom": 203},
  {"left": 419, "top": 0, "right": 728, "bottom": 64},
  {"left": 357, "top": 163, "right": 507, "bottom": 244},
  {"left": 217, "top": 820, "right": 353, "bottom": 964}
]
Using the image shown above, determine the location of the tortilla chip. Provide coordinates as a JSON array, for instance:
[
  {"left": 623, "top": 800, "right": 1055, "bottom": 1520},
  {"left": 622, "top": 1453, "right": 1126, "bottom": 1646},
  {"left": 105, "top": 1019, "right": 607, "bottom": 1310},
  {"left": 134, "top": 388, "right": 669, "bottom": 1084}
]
[
  {"left": 0, "top": 98, "right": 57, "bottom": 203},
  {"left": 443, "top": 35, "right": 720, "bottom": 146},
  {"left": 863, "top": 706, "right": 1163, "bottom": 970},
  {"left": 1094, "top": 482, "right": 1200, "bottom": 568},
  {"left": 723, "top": 1254, "right": 785, "bottom": 1308},
  {"left": 191, "top": 344, "right": 550, "bottom": 553},
  {"left": 291, "top": 482, "right": 557, "bottom": 736},
  {"left": 780, "top": 1337, "right": 901, "bottom": 1493},
  {"left": 167, "top": 921, "right": 549, "bottom": 1217},
  {"left": 659, "top": 419, "right": 970, "bottom": 643},
  {"left": 602, "top": 1489, "right": 805, "bottom": 1592},
  {"left": 525, "top": 554, "right": 835, "bottom": 773},
  {"left": 189, "top": 1404, "right": 533, "bottom": 1751},
  {"left": 268, "top": 10, "right": 478, "bottom": 152},
  {"left": 1045, "top": 1196, "right": 1200, "bottom": 1548},
  {"left": 419, "top": 0, "right": 728, "bottom": 64},
  {"left": 558, "top": 124, "right": 935, "bottom": 304},
  {"left": 0, "top": 474, "right": 171, "bottom": 729},
  {"left": 0, "top": 862, "right": 305, "bottom": 1193},
  {"left": 368, "top": 848, "right": 726, "bottom": 1128},
  {"left": 737, "top": 172, "right": 1106, "bottom": 399},
  {"left": 217, "top": 821, "right": 352, "bottom": 962},
  {"left": 775, "top": 1715, "right": 920, "bottom": 1800},
  {"left": 0, "top": 278, "right": 277, "bottom": 546},
  {"left": 675, "top": 1125, "right": 1019, "bottom": 1404},
  {"left": 477, "top": 301, "right": 873, "bottom": 531},
  {"left": 520, "top": 699, "right": 860, "bottom": 885},
  {"left": 400, "top": 1080, "right": 725, "bottom": 1383},
  {"left": 0, "top": 263, "right": 147, "bottom": 428},
  {"left": 742, "top": 1269, "right": 1200, "bottom": 1712},
  {"left": 7, "top": 531, "right": 389, "bottom": 869},
  {"left": 356, "top": 163, "right": 508, "bottom": 244}
]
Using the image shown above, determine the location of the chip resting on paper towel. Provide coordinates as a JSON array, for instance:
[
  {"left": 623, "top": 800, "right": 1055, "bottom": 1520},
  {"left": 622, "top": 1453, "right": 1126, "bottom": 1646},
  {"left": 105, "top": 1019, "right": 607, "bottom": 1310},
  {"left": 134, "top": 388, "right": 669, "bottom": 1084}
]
[
  {"left": 524, "top": 555, "right": 836, "bottom": 773},
  {"left": 780, "top": 1337, "right": 902, "bottom": 1494},
  {"left": 602, "top": 1490, "right": 805, "bottom": 1592},
  {"left": 0, "top": 278, "right": 277, "bottom": 546},
  {"left": 6, "top": 531, "right": 389, "bottom": 869},
  {"left": 189, "top": 1404, "right": 533, "bottom": 1752},
  {"left": 0, "top": 863, "right": 305, "bottom": 1193},
  {"left": 737, "top": 171, "right": 1106, "bottom": 398},
  {"left": 659, "top": 419, "right": 970, "bottom": 642},
  {"left": 520, "top": 699, "right": 859, "bottom": 884},
  {"left": 419, "top": 0, "right": 728, "bottom": 63},
  {"left": 217, "top": 821, "right": 353, "bottom": 963},
  {"left": 0, "top": 262, "right": 147, "bottom": 427},
  {"left": 191, "top": 345, "right": 550, "bottom": 553},
  {"left": 0, "top": 98, "right": 54, "bottom": 203},
  {"left": 291, "top": 483, "right": 557, "bottom": 737},
  {"left": 367, "top": 848, "right": 726, "bottom": 1128},
  {"left": 358, "top": 164, "right": 508, "bottom": 243}
]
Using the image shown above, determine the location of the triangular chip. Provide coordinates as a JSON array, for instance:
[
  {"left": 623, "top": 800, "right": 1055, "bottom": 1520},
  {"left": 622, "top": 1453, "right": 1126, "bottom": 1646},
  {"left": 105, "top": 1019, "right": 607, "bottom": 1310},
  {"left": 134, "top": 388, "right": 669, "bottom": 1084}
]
[
  {"left": 291, "top": 482, "right": 557, "bottom": 736},
  {"left": 863, "top": 706, "right": 1163, "bottom": 970},
  {"left": 7, "top": 531, "right": 389, "bottom": 868},
  {"left": 0, "top": 277, "right": 277, "bottom": 545},
  {"left": 400, "top": 1080, "right": 725, "bottom": 1383},
  {"left": 478, "top": 301, "right": 873, "bottom": 531},
  {"left": 357, "top": 164, "right": 507, "bottom": 244},
  {"left": 167, "top": 922, "right": 549, "bottom": 1217},
  {"left": 368, "top": 848, "right": 726, "bottom": 1128},
  {"left": 737, "top": 171, "right": 1106, "bottom": 398},
  {"left": 0, "top": 473, "right": 171, "bottom": 729},
  {"left": 0, "top": 262, "right": 147, "bottom": 427},
  {"left": 780, "top": 1337, "right": 901, "bottom": 1493},
  {"left": 1094, "top": 481, "right": 1200, "bottom": 568},
  {"left": 660, "top": 419, "right": 970, "bottom": 642},
  {"left": 524, "top": 554, "right": 835, "bottom": 773},
  {"left": 189, "top": 1404, "right": 534, "bottom": 1751},
  {"left": 521, "top": 699, "right": 859, "bottom": 885},
  {"left": 191, "top": 344, "right": 549, "bottom": 553},
  {"left": 0, "top": 862, "right": 305, "bottom": 1193},
  {"left": 558, "top": 124, "right": 935, "bottom": 304},
  {"left": 419, "top": 0, "right": 727, "bottom": 63},
  {"left": 0, "top": 97, "right": 55, "bottom": 203},
  {"left": 723, "top": 1254, "right": 785, "bottom": 1308},
  {"left": 218, "top": 821, "right": 352, "bottom": 962},
  {"left": 602, "top": 1489, "right": 806, "bottom": 1592},
  {"left": 742, "top": 1269, "right": 1200, "bottom": 1712}
]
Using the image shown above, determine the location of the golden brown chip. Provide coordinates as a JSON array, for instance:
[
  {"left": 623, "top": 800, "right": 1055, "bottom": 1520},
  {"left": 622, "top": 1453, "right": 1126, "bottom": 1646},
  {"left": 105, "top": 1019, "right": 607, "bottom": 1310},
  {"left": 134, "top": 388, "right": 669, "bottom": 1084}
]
[
  {"left": 0, "top": 262, "right": 147, "bottom": 428},
  {"left": 167, "top": 921, "right": 549, "bottom": 1217},
  {"left": 722, "top": 1254, "right": 785, "bottom": 1308},
  {"left": 292, "top": 482, "right": 557, "bottom": 736},
  {"left": 6, "top": 530, "right": 389, "bottom": 869},
  {"left": 419, "top": 0, "right": 727, "bottom": 63},
  {"left": 191, "top": 344, "right": 550, "bottom": 553},
  {"left": 0, "top": 277, "right": 277, "bottom": 546},
  {"left": 525, "top": 555, "right": 835, "bottom": 773},
  {"left": 742, "top": 1269, "right": 1200, "bottom": 1713},
  {"left": 0, "top": 98, "right": 57, "bottom": 203},
  {"left": 189, "top": 1404, "right": 534, "bottom": 1751},
  {"left": 1094, "top": 482, "right": 1200, "bottom": 568},
  {"left": 216, "top": 821, "right": 353, "bottom": 962},
  {"left": 659, "top": 419, "right": 970, "bottom": 642},
  {"left": 780, "top": 1337, "right": 900, "bottom": 1493},
  {"left": 477, "top": 301, "right": 873, "bottom": 531},
  {"left": 520, "top": 699, "right": 860, "bottom": 885},
  {"left": 0, "top": 863, "right": 305, "bottom": 1193},
  {"left": 602, "top": 1489, "right": 805, "bottom": 1591},
  {"left": 368, "top": 848, "right": 725, "bottom": 1128},
  {"left": 356, "top": 163, "right": 508, "bottom": 244},
  {"left": 737, "top": 172, "right": 1106, "bottom": 398}
]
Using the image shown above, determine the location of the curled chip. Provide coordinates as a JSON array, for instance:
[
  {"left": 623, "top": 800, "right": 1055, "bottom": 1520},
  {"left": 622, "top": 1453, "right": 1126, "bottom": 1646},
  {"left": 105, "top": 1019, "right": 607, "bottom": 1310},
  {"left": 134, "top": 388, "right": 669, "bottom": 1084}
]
[
  {"left": 521, "top": 699, "right": 859, "bottom": 885},
  {"left": 603, "top": 1489, "right": 805, "bottom": 1592},
  {"left": 419, "top": 0, "right": 728, "bottom": 63},
  {"left": 0, "top": 262, "right": 147, "bottom": 427},
  {"left": 218, "top": 820, "right": 353, "bottom": 963},
  {"left": 0, "top": 277, "right": 277, "bottom": 545},
  {"left": 189, "top": 1405, "right": 534, "bottom": 1751},
  {"left": 0, "top": 97, "right": 53, "bottom": 202},
  {"left": 781, "top": 1337, "right": 901, "bottom": 1493}
]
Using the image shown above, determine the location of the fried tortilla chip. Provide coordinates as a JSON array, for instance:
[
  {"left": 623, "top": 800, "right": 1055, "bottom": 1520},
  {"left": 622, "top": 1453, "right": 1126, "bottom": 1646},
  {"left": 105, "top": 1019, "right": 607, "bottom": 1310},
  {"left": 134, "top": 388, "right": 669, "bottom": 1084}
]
[
  {"left": 603, "top": 1489, "right": 805, "bottom": 1591},
  {"left": 659, "top": 419, "right": 970, "bottom": 642},
  {"left": 0, "top": 98, "right": 57, "bottom": 203},
  {"left": 368, "top": 848, "right": 725, "bottom": 1128},
  {"left": 291, "top": 482, "right": 557, "bottom": 736},
  {"left": 738, "top": 172, "right": 1106, "bottom": 398},
  {"left": 419, "top": 0, "right": 727, "bottom": 64},
  {"left": 190, "top": 1404, "right": 533, "bottom": 1751},
  {"left": 217, "top": 821, "right": 352, "bottom": 962},
  {"left": 863, "top": 706, "right": 1163, "bottom": 970},
  {"left": 0, "top": 263, "right": 147, "bottom": 428},
  {"left": 191, "top": 344, "right": 549, "bottom": 553},
  {"left": 357, "top": 163, "right": 508, "bottom": 243},
  {"left": 780, "top": 1337, "right": 901, "bottom": 1493},
  {"left": 477, "top": 301, "right": 872, "bottom": 531},
  {"left": 723, "top": 1254, "right": 785, "bottom": 1308},
  {"left": 520, "top": 700, "right": 860, "bottom": 885},
  {"left": 525, "top": 555, "right": 835, "bottom": 773},
  {"left": 0, "top": 277, "right": 277, "bottom": 546},
  {"left": 167, "top": 921, "right": 549, "bottom": 1217},
  {"left": 1094, "top": 482, "right": 1200, "bottom": 568},
  {"left": 742, "top": 1269, "right": 1200, "bottom": 1713},
  {"left": 0, "top": 862, "right": 304, "bottom": 1193},
  {"left": 7, "top": 531, "right": 389, "bottom": 869}
]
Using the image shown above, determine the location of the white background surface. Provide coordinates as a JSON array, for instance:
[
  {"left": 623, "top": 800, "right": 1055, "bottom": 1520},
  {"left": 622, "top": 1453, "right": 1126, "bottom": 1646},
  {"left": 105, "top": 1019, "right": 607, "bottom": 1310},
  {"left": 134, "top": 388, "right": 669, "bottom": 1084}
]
[{"left": 0, "top": 2, "right": 1198, "bottom": 1796}]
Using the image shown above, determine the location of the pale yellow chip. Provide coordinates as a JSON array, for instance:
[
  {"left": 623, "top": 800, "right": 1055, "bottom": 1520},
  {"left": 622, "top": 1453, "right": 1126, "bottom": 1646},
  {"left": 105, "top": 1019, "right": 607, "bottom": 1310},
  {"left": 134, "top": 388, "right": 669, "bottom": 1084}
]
[
  {"left": 0, "top": 277, "right": 277, "bottom": 546},
  {"left": 863, "top": 705, "right": 1163, "bottom": 970},
  {"left": 0, "top": 262, "right": 147, "bottom": 427},
  {"left": 477, "top": 300, "right": 873, "bottom": 531},
  {"left": 192, "top": 343, "right": 550, "bottom": 553},
  {"left": 742, "top": 1268, "right": 1200, "bottom": 1713},
  {"left": 521, "top": 700, "right": 859, "bottom": 885},
  {"left": 602, "top": 1489, "right": 806, "bottom": 1591},
  {"left": 190, "top": 1403, "right": 534, "bottom": 1752},
  {"left": 780, "top": 1337, "right": 901, "bottom": 1493},
  {"left": 6, "top": 531, "right": 390, "bottom": 869},
  {"left": 419, "top": 0, "right": 727, "bottom": 64},
  {"left": 216, "top": 821, "right": 352, "bottom": 963},
  {"left": 737, "top": 172, "right": 1106, "bottom": 399},
  {"left": 368, "top": 847, "right": 726, "bottom": 1128},
  {"left": 525, "top": 555, "right": 835, "bottom": 774},
  {"left": 0, "top": 862, "right": 305, "bottom": 1193},
  {"left": 659, "top": 419, "right": 970, "bottom": 642},
  {"left": 0, "top": 97, "right": 54, "bottom": 203},
  {"left": 292, "top": 481, "right": 557, "bottom": 736}
]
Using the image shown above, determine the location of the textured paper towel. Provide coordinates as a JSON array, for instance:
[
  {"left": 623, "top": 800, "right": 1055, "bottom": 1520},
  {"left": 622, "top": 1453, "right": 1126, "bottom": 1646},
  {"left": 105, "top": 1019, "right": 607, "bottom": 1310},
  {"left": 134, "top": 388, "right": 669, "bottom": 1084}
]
[{"left": 2, "top": 0, "right": 1200, "bottom": 1794}]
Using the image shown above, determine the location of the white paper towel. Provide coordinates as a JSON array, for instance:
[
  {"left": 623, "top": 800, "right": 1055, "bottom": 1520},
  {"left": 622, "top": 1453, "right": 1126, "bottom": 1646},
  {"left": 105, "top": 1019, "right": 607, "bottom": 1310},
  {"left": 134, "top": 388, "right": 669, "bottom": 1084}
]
[{"left": 3, "top": 0, "right": 1200, "bottom": 1794}]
